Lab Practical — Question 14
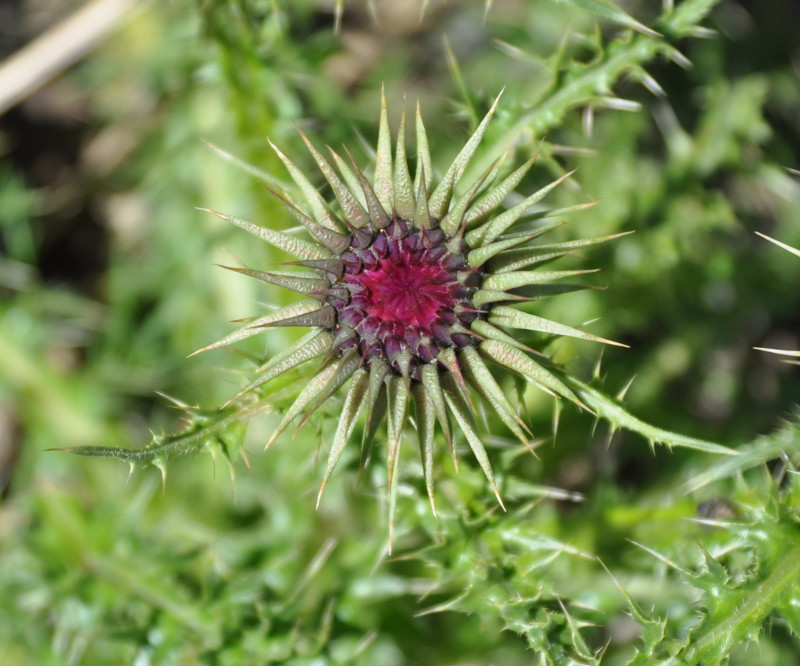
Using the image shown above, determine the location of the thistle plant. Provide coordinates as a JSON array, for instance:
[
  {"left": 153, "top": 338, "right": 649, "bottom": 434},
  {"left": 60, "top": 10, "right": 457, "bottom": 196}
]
[
  {"left": 66, "top": 84, "right": 736, "bottom": 547},
  {"left": 10, "top": 0, "right": 800, "bottom": 662},
  {"left": 194, "top": 92, "right": 627, "bottom": 531}
]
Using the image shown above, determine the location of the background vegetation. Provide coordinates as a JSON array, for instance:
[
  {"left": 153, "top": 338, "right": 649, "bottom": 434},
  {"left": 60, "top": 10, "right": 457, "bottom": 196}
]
[{"left": 1, "top": 0, "right": 799, "bottom": 663}]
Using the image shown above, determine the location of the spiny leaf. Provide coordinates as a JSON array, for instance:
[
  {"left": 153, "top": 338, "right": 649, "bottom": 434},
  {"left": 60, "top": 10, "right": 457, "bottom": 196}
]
[
  {"left": 346, "top": 148, "right": 391, "bottom": 229},
  {"left": 437, "top": 347, "right": 475, "bottom": 416},
  {"left": 472, "top": 288, "right": 530, "bottom": 307},
  {"left": 569, "top": 377, "right": 738, "bottom": 455},
  {"left": 442, "top": 374, "right": 505, "bottom": 509},
  {"left": 467, "top": 230, "right": 547, "bottom": 268},
  {"left": 413, "top": 165, "right": 433, "bottom": 230},
  {"left": 393, "top": 107, "right": 416, "bottom": 220},
  {"left": 460, "top": 346, "right": 533, "bottom": 447},
  {"left": 54, "top": 400, "right": 265, "bottom": 469},
  {"left": 300, "top": 348, "right": 362, "bottom": 427},
  {"left": 198, "top": 209, "right": 330, "bottom": 261},
  {"left": 428, "top": 90, "right": 504, "bottom": 220},
  {"left": 328, "top": 146, "right": 368, "bottom": 209},
  {"left": 419, "top": 362, "right": 453, "bottom": 454},
  {"left": 359, "top": 358, "right": 390, "bottom": 471},
  {"left": 464, "top": 154, "right": 537, "bottom": 227},
  {"left": 190, "top": 299, "right": 321, "bottom": 356},
  {"left": 490, "top": 230, "right": 631, "bottom": 273},
  {"left": 269, "top": 139, "right": 342, "bottom": 232},
  {"left": 412, "top": 382, "right": 437, "bottom": 516},
  {"left": 479, "top": 339, "right": 583, "bottom": 407},
  {"left": 259, "top": 303, "right": 337, "bottom": 330},
  {"left": 317, "top": 369, "right": 369, "bottom": 507},
  {"left": 482, "top": 268, "right": 598, "bottom": 291},
  {"left": 556, "top": 0, "right": 660, "bottom": 37},
  {"left": 374, "top": 87, "right": 394, "bottom": 214},
  {"left": 471, "top": 319, "right": 536, "bottom": 354},
  {"left": 414, "top": 101, "right": 433, "bottom": 198},
  {"left": 489, "top": 305, "right": 626, "bottom": 347},
  {"left": 440, "top": 156, "right": 501, "bottom": 236},
  {"left": 467, "top": 170, "right": 576, "bottom": 246},
  {"left": 681, "top": 417, "right": 799, "bottom": 493},
  {"left": 270, "top": 189, "right": 351, "bottom": 253},
  {"left": 220, "top": 265, "right": 330, "bottom": 300},
  {"left": 296, "top": 129, "right": 370, "bottom": 228},
  {"left": 385, "top": 374, "right": 409, "bottom": 552},
  {"left": 266, "top": 359, "right": 340, "bottom": 449},
  {"left": 475, "top": 283, "right": 593, "bottom": 306},
  {"left": 230, "top": 330, "right": 333, "bottom": 403},
  {"left": 203, "top": 140, "right": 289, "bottom": 189},
  {"left": 679, "top": 535, "right": 800, "bottom": 665}
]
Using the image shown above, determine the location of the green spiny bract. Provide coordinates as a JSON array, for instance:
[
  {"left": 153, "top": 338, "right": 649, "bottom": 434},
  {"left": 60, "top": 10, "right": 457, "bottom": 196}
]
[{"left": 194, "top": 91, "right": 628, "bottom": 542}]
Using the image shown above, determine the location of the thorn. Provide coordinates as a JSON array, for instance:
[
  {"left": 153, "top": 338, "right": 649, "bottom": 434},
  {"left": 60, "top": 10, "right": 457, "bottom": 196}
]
[
  {"left": 265, "top": 430, "right": 280, "bottom": 451},
  {"left": 627, "top": 539, "right": 691, "bottom": 575},
  {"left": 154, "top": 391, "right": 194, "bottom": 411},
  {"left": 153, "top": 459, "right": 167, "bottom": 494},
  {"left": 229, "top": 464, "right": 238, "bottom": 504},
  {"left": 491, "top": 481, "right": 506, "bottom": 511},
  {"left": 689, "top": 26, "right": 717, "bottom": 39},
  {"left": 639, "top": 71, "right": 666, "bottom": 97},
  {"left": 209, "top": 446, "right": 217, "bottom": 478},
  {"left": 240, "top": 450, "right": 252, "bottom": 471},
  {"left": 592, "top": 348, "right": 605, "bottom": 381},
  {"left": 616, "top": 374, "right": 637, "bottom": 401},
  {"left": 666, "top": 46, "right": 692, "bottom": 70},
  {"left": 316, "top": 481, "right": 327, "bottom": 511},
  {"left": 582, "top": 105, "right": 594, "bottom": 139},
  {"left": 755, "top": 231, "right": 800, "bottom": 258},
  {"left": 595, "top": 96, "right": 642, "bottom": 112}
]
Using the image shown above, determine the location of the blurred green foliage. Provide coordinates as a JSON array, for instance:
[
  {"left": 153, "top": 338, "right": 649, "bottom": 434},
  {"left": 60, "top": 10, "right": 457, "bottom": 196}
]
[{"left": 1, "top": 0, "right": 800, "bottom": 663}]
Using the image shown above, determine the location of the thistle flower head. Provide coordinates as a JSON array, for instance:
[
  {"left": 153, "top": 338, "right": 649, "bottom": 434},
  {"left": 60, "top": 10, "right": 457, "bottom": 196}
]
[{"left": 199, "top": 91, "right": 625, "bottom": 543}]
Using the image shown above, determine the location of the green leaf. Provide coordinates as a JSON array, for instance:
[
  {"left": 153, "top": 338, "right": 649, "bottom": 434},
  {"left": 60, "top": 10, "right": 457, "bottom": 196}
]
[
  {"left": 553, "top": 0, "right": 660, "bottom": 37},
  {"left": 55, "top": 400, "right": 266, "bottom": 469},
  {"left": 681, "top": 417, "right": 799, "bottom": 493},
  {"left": 569, "top": 377, "right": 738, "bottom": 456}
]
